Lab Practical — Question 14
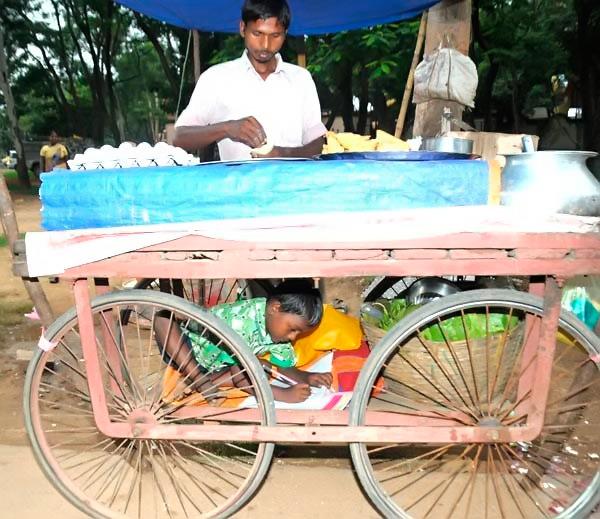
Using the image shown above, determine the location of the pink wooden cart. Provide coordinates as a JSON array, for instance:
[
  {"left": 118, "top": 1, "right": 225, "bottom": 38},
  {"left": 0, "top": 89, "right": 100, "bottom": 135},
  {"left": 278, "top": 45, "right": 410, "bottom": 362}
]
[{"left": 17, "top": 207, "right": 600, "bottom": 518}]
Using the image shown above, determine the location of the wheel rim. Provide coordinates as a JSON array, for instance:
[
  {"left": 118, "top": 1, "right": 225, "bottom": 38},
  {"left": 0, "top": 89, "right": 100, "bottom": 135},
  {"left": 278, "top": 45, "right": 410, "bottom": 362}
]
[
  {"left": 350, "top": 289, "right": 600, "bottom": 518},
  {"left": 134, "top": 278, "right": 273, "bottom": 308},
  {"left": 24, "top": 291, "right": 274, "bottom": 519}
]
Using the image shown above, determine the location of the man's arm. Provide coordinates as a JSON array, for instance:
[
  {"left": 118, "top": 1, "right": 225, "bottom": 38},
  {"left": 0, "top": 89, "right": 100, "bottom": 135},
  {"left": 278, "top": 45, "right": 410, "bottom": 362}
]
[
  {"left": 173, "top": 116, "right": 267, "bottom": 152},
  {"left": 252, "top": 136, "right": 325, "bottom": 159}
]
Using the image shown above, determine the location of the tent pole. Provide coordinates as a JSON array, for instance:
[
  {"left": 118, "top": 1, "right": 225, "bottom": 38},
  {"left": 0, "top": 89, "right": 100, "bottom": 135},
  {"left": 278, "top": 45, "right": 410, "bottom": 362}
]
[
  {"left": 192, "top": 30, "right": 201, "bottom": 82},
  {"left": 297, "top": 36, "right": 306, "bottom": 68},
  {"left": 394, "top": 12, "right": 427, "bottom": 138}
]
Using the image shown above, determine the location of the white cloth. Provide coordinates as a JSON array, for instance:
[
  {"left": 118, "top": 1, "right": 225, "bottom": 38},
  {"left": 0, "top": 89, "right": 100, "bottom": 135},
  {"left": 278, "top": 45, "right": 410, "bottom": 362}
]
[
  {"left": 25, "top": 207, "right": 600, "bottom": 277},
  {"left": 175, "top": 51, "right": 326, "bottom": 160}
]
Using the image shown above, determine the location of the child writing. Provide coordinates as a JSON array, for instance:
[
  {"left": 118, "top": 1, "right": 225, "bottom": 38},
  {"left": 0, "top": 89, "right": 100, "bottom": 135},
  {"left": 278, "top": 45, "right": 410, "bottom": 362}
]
[{"left": 152, "top": 280, "right": 333, "bottom": 403}]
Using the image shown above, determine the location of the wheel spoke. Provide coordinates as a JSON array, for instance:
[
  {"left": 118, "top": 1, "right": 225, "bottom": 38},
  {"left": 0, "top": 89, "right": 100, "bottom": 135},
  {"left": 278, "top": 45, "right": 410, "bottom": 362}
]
[
  {"left": 351, "top": 290, "right": 600, "bottom": 518},
  {"left": 25, "top": 292, "right": 274, "bottom": 518}
]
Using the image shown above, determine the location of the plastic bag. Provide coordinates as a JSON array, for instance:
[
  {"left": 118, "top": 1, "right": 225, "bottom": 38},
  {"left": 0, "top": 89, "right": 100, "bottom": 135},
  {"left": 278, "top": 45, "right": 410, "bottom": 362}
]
[
  {"left": 368, "top": 298, "right": 517, "bottom": 341},
  {"left": 561, "top": 276, "right": 600, "bottom": 331},
  {"left": 413, "top": 45, "right": 478, "bottom": 108}
]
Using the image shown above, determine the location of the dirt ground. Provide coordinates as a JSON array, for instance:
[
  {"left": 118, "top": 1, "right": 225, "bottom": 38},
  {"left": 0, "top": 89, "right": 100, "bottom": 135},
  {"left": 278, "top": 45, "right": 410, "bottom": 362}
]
[{"left": 0, "top": 186, "right": 378, "bottom": 518}]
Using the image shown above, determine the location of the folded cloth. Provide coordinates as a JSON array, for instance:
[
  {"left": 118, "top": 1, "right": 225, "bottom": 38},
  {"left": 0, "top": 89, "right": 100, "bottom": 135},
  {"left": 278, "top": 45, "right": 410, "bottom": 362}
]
[{"left": 294, "top": 304, "right": 363, "bottom": 367}]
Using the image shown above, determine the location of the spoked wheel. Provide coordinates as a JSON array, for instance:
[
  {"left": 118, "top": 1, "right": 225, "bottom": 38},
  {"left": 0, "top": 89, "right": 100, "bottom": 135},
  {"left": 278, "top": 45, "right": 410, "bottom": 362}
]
[
  {"left": 362, "top": 276, "right": 418, "bottom": 302},
  {"left": 350, "top": 289, "right": 600, "bottom": 518},
  {"left": 361, "top": 276, "right": 515, "bottom": 302},
  {"left": 24, "top": 290, "right": 275, "bottom": 518},
  {"left": 132, "top": 278, "right": 274, "bottom": 307}
]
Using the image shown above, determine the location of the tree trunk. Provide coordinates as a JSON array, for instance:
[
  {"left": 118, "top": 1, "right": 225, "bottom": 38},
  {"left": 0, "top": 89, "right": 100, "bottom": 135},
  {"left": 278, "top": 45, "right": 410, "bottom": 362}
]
[
  {"left": 102, "top": 1, "right": 123, "bottom": 144},
  {"left": 356, "top": 67, "right": 369, "bottom": 135},
  {"left": 0, "top": 24, "right": 30, "bottom": 188},
  {"left": 472, "top": 0, "right": 499, "bottom": 131},
  {"left": 134, "top": 13, "right": 179, "bottom": 96},
  {"left": 511, "top": 72, "right": 520, "bottom": 133},
  {"left": 340, "top": 63, "right": 355, "bottom": 133},
  {"left": 576, "top": 0, "right": 600, "bottom": 151}
]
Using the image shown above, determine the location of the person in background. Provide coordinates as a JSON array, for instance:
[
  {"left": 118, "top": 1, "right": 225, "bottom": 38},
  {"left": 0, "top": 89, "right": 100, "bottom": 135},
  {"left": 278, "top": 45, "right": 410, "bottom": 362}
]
[
  {"left": 173, "top": 0, "right": 326, "bottom": 161},
  {"left": 40, "top": 130, "right": 68, "bottom": 172}
]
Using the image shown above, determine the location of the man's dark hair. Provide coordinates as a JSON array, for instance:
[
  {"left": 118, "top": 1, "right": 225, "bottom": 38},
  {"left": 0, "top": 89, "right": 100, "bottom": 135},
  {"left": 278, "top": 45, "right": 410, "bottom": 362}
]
[
  {"left": 241, "top": 0, "right": 291, "bottom": 30},
  {"left": 268, "top": 279, "right": 322, "bottom": 327}
]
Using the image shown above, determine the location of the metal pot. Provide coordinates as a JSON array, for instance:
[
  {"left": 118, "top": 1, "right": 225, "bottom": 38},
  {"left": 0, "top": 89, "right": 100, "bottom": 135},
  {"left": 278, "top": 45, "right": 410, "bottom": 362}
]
[
  {"left": 421, "top": 137, "right": 474, "bottom": 154},
  {"left": 406, "top": 277, "right": 460, "bottom": 305},
  {"left": 500, "top": 151, "right": 600, "bottom": 216}
]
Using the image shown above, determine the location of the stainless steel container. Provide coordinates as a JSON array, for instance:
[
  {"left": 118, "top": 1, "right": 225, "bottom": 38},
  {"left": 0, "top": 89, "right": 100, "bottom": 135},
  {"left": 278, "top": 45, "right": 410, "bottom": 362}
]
[
  {"left": 421, "top": 137, "right": 474, "bottom": 154},
  {"left": 501, "top": 151, "right": 600, "bottom": 216}
]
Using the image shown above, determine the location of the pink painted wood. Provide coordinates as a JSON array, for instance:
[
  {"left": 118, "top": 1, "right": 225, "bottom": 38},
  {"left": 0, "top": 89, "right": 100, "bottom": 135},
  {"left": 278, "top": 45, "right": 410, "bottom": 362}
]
[{"left": 61, "top": 228, "right": 600, "bottom": 444}]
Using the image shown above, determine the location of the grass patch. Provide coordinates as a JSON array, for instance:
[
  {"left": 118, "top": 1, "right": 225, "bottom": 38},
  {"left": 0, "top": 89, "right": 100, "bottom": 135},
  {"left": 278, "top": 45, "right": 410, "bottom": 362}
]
[
  {"left": 0, "top": 299, "right": 34, "bottom": 326},
  {"left": 1, "top": 168, "right": 39, "bottom": 196},
  {"left": 0, "top": 232, "right": 25, "bottom": 248}
]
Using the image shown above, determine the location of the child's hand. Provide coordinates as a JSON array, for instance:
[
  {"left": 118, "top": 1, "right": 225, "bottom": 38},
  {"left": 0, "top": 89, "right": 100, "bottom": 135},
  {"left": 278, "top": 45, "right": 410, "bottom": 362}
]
[
  {"left": 307, "top": 372, "right": 333, "bottom": 389},
  {"left": 279, "top": 383, "right": 311, "bottom": 403}
]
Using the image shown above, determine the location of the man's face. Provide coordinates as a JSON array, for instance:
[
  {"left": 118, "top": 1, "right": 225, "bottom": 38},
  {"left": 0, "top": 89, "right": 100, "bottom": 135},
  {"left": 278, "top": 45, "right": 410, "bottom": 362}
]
[{"left": 240, "top": 17, "right": 286, "bottom": 65}]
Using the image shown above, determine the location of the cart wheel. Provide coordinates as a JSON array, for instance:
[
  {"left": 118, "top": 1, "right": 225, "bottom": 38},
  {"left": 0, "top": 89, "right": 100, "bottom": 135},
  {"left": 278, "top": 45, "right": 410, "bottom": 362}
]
[
  {"left": 24, "top": 290, "right": 275, "bottom": 518},
  {"left": 361, "top": 276, "right": 516, "bottom": 302},
  {"left": 132, "top": 278, "right": 274, "bottom": 307},
  {"left": 350, "top": 289, "right": 600, "bottom": 518},
  {"left": 362, "top": 276, "right": 418, "bottom": 301}
]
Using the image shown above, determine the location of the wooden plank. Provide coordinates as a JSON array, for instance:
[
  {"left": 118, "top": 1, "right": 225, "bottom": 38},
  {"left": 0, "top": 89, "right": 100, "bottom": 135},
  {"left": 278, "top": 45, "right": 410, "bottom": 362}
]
[
  {"left": 137, "top": 232, "right": 600, "bottom": 252},
  {"left": 0, "top": 175, "right": 55, "bottom": 327},
  {"left": 59, "top": 253, "right": 600, "bottom": 280},
  {"left": 448, "top": 131, "right": 540, "bottom": 161}
]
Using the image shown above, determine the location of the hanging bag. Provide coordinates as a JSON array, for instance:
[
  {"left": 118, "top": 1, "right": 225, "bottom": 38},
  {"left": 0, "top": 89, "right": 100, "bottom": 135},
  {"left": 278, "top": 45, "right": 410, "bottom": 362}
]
[{"left": 413, "top": 41, "right": 478, "bottom": 108}]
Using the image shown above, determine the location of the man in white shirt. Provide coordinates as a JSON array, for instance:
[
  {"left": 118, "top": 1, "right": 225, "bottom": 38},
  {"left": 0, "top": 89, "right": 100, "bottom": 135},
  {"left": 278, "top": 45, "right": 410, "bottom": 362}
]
[{"left": 173, "top": 0, "right": 326, "bottom": 161}]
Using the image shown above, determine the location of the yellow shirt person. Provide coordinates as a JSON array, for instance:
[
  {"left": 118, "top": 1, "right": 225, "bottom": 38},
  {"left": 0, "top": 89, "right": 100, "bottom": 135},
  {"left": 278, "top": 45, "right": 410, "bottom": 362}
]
[{"left": 40, "top": 131, "right": 68, "bottom": 172}]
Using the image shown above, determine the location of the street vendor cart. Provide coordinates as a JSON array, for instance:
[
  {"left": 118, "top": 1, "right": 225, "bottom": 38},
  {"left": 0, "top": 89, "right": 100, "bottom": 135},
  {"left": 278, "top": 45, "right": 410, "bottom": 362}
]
[{"left": 13, "top": 153, "right": 600, "bottom": 518}]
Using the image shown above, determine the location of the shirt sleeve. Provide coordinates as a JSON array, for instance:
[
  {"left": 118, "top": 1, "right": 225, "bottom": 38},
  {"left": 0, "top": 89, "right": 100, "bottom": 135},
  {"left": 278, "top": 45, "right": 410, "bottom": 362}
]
[
  {"left": 301, "top": 71, "right": 327, "bottom": 145},
  {"left": 59, "top": 144, "right": 68, "bottom": 159},
  {"left": 175, "top": 70, "right": 217, "bottom": 128},
  {"left": 40, "top": 145, "right": 48, "bottom": 158},
  {"left": 268, "top": 342, "right": 297, "bottom": 368}
]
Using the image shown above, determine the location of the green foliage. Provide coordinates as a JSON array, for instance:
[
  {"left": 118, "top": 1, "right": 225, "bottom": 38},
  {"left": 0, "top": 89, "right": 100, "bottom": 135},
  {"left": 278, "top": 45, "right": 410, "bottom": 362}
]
[
  {"left": 474, "top": 0, "right": 575, "bottom": 123},
  {"left": 306, "top": 21, "right": 419, "bottom": 132},
  {"left": 209, "top": 34, "right": 245, "bottom": 66},
  {"left": 1, "top": 0, "right": 592, "bottom": 144},
  {"left": 371, "top": 297, "right": 518, "bottom": 342},
  {"left": 371, "top": 299, "right": 420, "bottom": 331}
]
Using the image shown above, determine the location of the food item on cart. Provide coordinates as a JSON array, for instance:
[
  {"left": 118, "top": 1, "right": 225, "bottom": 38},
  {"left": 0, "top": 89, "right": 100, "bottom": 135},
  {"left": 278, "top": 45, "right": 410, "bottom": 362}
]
[
  {"left": 335, "top": 132, "right": 373, "bottom": 150},
  {"left": 322, "top": 132, "right": 346, "bottom": 154},
  {"left": 322, "top": 130, "right": 410, "bottom": 154},
  {"left": 251, "top": 140, "right": 274, "bottom": 156},
  {"left": 374, "top": 129, "right": 410, "bottom": 151}
]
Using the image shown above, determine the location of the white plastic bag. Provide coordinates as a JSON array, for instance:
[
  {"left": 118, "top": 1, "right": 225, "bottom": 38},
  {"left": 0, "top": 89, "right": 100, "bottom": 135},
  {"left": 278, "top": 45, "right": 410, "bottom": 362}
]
[{"left": 413, "top": 46, "right": 478, "bottom": 108}]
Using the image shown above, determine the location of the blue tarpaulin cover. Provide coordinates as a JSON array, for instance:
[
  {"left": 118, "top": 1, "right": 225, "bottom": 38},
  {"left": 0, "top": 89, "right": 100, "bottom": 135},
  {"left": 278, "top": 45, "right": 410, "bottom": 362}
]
[
  {"left": 40, "top": 159, "right": 489, "bottom": 231},
  {"left": 115, "top": 0, "right": 436, "bottom": 35}
]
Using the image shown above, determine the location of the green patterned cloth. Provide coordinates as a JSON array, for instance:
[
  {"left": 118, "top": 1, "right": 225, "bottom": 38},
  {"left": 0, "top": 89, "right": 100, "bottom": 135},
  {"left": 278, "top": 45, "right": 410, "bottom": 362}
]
[{"left": 182, "top": 298, "right": 297, "bottom": 372}]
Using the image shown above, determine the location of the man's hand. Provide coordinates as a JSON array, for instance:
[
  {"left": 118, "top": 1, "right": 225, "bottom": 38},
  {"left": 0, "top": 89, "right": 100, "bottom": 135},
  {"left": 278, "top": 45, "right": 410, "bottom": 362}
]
[
  {"left": 306, "top": 372, "right": 333, "bottom": 389},
  {"left": 225, "top": 116, "right": 267, "bottom": 148}
]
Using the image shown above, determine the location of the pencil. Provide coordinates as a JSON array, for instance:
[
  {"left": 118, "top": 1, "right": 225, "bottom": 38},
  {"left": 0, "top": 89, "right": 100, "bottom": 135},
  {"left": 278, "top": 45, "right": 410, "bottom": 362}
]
[{"left": 261, "top": 364, "right": 298, "bottom": 386}]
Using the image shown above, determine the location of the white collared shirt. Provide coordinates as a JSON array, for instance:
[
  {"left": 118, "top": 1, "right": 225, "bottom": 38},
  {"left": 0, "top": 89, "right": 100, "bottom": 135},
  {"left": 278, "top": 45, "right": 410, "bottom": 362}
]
[{"left": 175, "top": 51, "right": 326, "bottom": 160}]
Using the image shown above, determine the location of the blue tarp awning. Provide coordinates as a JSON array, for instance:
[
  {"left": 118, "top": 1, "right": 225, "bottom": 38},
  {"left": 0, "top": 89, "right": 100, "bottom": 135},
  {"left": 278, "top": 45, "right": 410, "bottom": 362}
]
[{"left": 116, "top": 0, "right": 437, "bottom": 35}]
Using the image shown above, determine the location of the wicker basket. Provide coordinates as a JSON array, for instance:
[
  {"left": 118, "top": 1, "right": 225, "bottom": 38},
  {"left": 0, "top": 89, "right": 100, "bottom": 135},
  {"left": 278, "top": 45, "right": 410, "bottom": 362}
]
[{"left": 362, "top": 320, "right": 524, "bottom": 405}]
